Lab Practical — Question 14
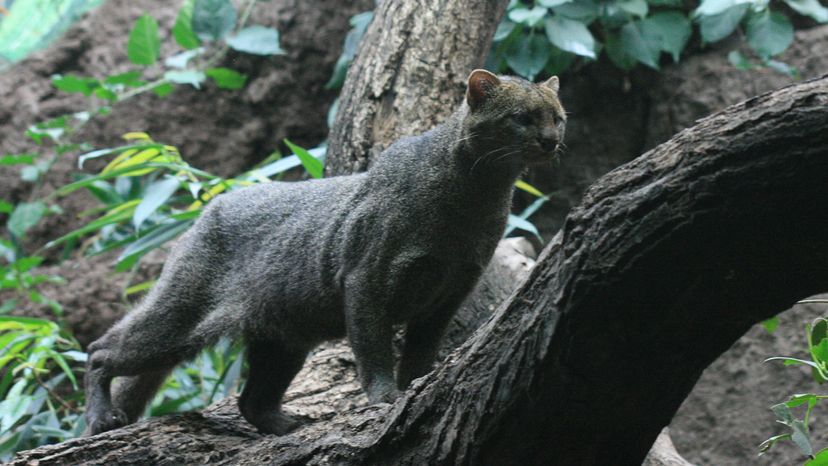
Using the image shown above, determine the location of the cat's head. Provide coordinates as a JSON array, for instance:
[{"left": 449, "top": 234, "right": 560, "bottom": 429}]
[{"left": 462, "top": 69, "right": 566, "bottom": 167}]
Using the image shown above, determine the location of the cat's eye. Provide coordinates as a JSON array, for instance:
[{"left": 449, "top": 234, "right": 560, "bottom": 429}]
[{"left": 512, "top": 111, "right": 532, "bottom": 125}]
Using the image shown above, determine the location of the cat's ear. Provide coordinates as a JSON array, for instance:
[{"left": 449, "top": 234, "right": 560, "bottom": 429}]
[
  {"left": 542, "top": 76, "right": 560, "bottom": 94},
  {"left": 466, "top": 69, "right": 501, "bottom": 109}
]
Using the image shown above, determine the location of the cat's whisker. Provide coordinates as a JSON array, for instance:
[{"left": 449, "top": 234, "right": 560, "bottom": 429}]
[{"left": 470, "top": 144, "right": 519, "bottom": 174}]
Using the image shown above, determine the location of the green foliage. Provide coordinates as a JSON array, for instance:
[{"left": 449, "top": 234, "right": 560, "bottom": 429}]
[
  {"left": 326, "top": 11, "right": 373, "bottom": 90},
  {"left": 0, "top": 0, "right": 102, "bottom": 66},
  {"left": 226, "top": 25, "right": 286, "bottom": 55},
  {"left": 762, "top": 315, "right": 828, "bottom": 462},
  {"left": 127, "top": 14, "right": 161, "bottom": 66},
  {"left": 0, "top": 317, "right": 85, "bottom": 460},
  {"left": 192, "top": 0, "right": 237, "bottom": 42},
  {"left": 490, "top": 0, "right": 827, "bottom": 79},
  {"left": 47, "top": 133, "right": 324, "bottom": 271}
]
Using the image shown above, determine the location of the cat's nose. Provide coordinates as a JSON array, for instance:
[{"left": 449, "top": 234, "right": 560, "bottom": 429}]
[
  {"left": 539, "top": 135, "right": 558, "bottom": 152},
  {"left": 540, "top": 127, "right": 558, "bottom": 152}
]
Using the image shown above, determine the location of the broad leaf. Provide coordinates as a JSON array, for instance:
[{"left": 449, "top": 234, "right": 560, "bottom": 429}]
[
  {"left": 620, "top": 21, "right": 660, "bottom": 69},
  {"left": 192, "top": 0, "right": 237, "bottom": 42},
  {"left": 552, "top": 0, "right": 599, "bottom": 23},
  {"left": 133, "top": 177, "right": 181, "bottom": 229},
  {"left": 165, "top": 49, "right": 204, "bottom": 69},
  {"left": 746, "top": 11, "right": 794, "bottom": 58},
  {"left": 127, "top": 14, "right": 161, "bottom": 66},
  {"left": 605, "top": 31, "right": 637, "bottom": 70},
  {"left": 695, "top": 0, "right": 744, "bottom": 17},
  {"left": 641, "top": 11, "right": 691, "bottom": 62},
  {"left": 205, "top": 67, "right": 247, "bottom": 89},
  {"left": 52, "top": 75, "right": 100, "bottom": 96},
  {"left": 7, "top": 202, "right": 46, "bottom": 238},
  {"left": 506, "top": 33, "right": 550, "bottom": 80},
  {"left": 539, "top": 0, "right": 572, "bottom": 6},
  {"left": 173, "top": 0, "right": 201, "bottom": 49},
  {"left": 508, "top": 6, "right": 548, "bottom": 27},
  {"left": 617, "top": 0, "right": 648, "bottom": 17},
  {"left": 698, "top": 4, "right": 748, "bottom": 43},
  {"left": 104, "top": 71, "right": 144, "bottom": 87},
  {"left": 783, "top": 0, "right": 828, "bottom": 22},
  {"left": 226, "top": 26, "right": 285, "bottom": 55},
  {"left": 806, "top": 448, "right": 828, "bottom": 466},
  {"left": 545, "top": 16, "right": 597, "bottom": 59},
  {"left": 164, "top": 70, "right": 207, "bottom": 89},
  {"left": 0, "top": 154, "right": 35, "bottom": 166},
  {"left": 284, "top": 139, "right": 323, "bottom": 178}
]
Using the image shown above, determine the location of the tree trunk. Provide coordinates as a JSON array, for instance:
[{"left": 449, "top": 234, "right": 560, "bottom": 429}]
[
  {"left": 12, "top": 73, "right": 828, "bottom": 466},
  {"left": 325, "top": 0, "right": 508, "bottom": 176}
]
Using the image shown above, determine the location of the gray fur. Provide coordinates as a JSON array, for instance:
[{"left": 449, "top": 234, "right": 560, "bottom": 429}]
[{"left": 84, "top": 71, "right": 566, "bottom": 436}]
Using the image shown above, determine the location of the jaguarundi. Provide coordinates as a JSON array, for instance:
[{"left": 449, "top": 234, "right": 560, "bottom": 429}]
[{"left": 84, "top": 69, "right": 566, "bottom": 435}]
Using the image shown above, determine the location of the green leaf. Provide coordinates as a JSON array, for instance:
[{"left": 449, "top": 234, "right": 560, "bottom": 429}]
[
  {"left": 746, "top": 11, "right": 793, "bottom": 58},
  {"left": 783, "top": 0, "right": 828, "bottom": 22},
  {"left": 94, "top": 87, "right": 118, "bottom": 102},
  {"left": 104, "top": 71, "right": 144, "bottom": 87},
  {"left": 125, "top": 280, "right": 156, "bottom": 296},
  {"left": 759, "top": 433, "right": 792, "bottom": 455},
  {"left": 792, "top": 419, "right": 814, "bottom": 457},
  {"left": 695, "top": 0, "right": 741, "bottom": 16},
  {"left": 127, "top": 14, "right": 161, "bottom": 66},
  {"left": 284, "top": 139, "right": 324, "bottom": 179},
  {"left": 506, "top": 32, "right": 550, "bottom": 80},
  {"left": 620, "top": 21, "right": 660, "bottom": 69},
  {"left": 545, "top": 16, "right": 597, "bottom": 59},
  {"left": 7, "top": 202, "right": 46, "bottom": 238},
  {"left": 192, "top": 0, "right": 237, "bottom": 41},
  {"left": 515, "top": 180, "right": 545, "bottom": 197},
  {"left": 761, "top": 315, "right": 780, "bottom": 333},
  {"left": 52, "top": 75, "right": 100, "bottom": 96},
  {"left": 605, "top": 31, "right": 637, "bottom": 70},
  {"left": 0, "top": 154, "right": 36, "bottom": 166},
  {"left": 134, "top": 177, "right": 181, "bottom": 229},
  {"left": 153, "top": 83, "right": 176, "bottom": 97},
  {"left": 174, "top": 0, "right": 202, "bottom": 49},
  {"left": 205, "top": 67, "right": 248, "bottom": 89},
  {"left": 545, "top": 45, "right": 575, "bottom": 75},
  {"left": 493, "top": 20, "right": 518, "bottom": 42},
  {"left": 165, "top": 49, "right": 204, "bottom": 69},
  {"left": 13, "top": 256, "right": 43, "bottom": 273},
  {"left": 164, "top": 70, "right": 207, "bottom": 89},
  {"left": 117, "top": 220, "right": 195, "bottom": 272},
  {"left": 507, "top": 214, "right": 541, "bottom": 239},
  {"left": 508, "top": 6, "right": 548, "bottom": 27},
  {"left": 0, "top": 200, "right": 12, "bottom": 214},
  {"left": 765, "top": 59, "right": 799, "bottom": 77},
  {"left": 641, "top": 12, "right": 691, "bottom": 62},
  {"left": 698, "top": 4, "right": 748, "bottom": 43},
  {"left": 617, "top": 0, "right": 649, "bottom": 17},
  {"left": 552, "top": 0, "right": 600, "bottom": 23},
  {"left": 539, "top": 0, "right": 572, "bottom": 6},
  {"left": 806, "top": 448, "right": 828, "bottom": 466},
  {"left": 226, "top": 26, "right": 285, "bottom": 55}
]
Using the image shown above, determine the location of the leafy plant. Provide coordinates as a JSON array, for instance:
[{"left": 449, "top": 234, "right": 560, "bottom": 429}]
[
  {"left": 47, "top": 132, "right": 325, "bottom": 273},
  {"left": 762, "top": 313, "right": 828, "bottom": 463},
  {"left": 488, "top": 0, "right": 827, "bottom": 79},
  {"left": 0, "top": 316, "right": 85, "bottom": 460}
]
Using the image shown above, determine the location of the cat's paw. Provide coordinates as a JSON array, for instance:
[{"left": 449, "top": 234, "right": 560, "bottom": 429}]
[{"left": 84, "top": 408, "right": 128, "bottom": 436}]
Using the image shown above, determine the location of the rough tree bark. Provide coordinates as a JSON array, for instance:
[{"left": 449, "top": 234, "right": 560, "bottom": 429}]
[{"left": 12, "top": 72, "right": 828, "bottom": 466}]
